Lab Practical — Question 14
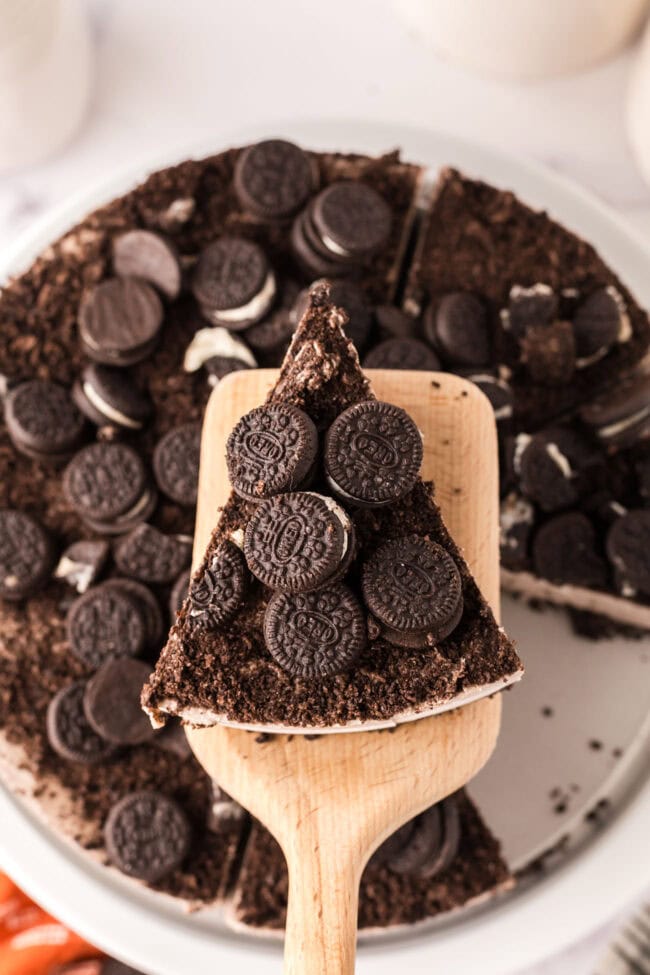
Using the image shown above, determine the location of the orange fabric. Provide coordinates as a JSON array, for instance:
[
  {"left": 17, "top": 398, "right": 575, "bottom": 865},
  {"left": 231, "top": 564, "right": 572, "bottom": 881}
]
[{"left": 0, "top": 873, "right": 101, "bottom": 975}]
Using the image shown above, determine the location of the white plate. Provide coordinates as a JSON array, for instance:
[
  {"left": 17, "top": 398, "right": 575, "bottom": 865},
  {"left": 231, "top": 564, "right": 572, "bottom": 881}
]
[{"left": 1, "top": 121, "right": 649, "bottom": 975}]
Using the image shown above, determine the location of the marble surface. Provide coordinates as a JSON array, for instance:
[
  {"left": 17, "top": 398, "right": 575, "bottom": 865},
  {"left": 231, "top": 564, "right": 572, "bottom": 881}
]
[{"left": 0, "top": 1, "right": 649, "bottom": 972}]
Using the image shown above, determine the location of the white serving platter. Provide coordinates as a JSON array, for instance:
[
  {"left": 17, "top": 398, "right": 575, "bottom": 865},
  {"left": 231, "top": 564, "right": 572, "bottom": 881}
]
[{"left": 0, "top": 120, "right": 649, "bottom": 975}]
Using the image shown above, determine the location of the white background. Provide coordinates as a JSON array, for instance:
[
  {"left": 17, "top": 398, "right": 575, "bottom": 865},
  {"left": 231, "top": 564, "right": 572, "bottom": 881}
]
[{"left": 1, "top": 1, "right": 649, "bottom": 972}]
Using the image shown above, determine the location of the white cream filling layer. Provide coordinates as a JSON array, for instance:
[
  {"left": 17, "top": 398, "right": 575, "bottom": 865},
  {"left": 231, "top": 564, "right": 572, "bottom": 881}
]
[
  {"left": 545, "top": 442, "right": 572, "bottom": 479},
  {"left": 597, "top": 404, "right": 650, "bottom": 441},
  {"left": 320, "top": 231, "right": 352, "bottom": 258},
  {"left": 82, "top": 381, "right": 142, "bottom": 430},
  {"left": 184, "top": 327, "right": 258, "bottom": 373},
  {"left": 211, "top": 271, "right": 276, "bottom": 324},
  {"left": 305, "top": 491, "right": 352, "bottom": 562}
]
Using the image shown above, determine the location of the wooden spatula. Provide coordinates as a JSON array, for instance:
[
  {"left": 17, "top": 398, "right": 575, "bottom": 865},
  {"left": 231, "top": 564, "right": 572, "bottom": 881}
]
[{"left": 186, "top": 369, "right": 503, "bottom": 975}]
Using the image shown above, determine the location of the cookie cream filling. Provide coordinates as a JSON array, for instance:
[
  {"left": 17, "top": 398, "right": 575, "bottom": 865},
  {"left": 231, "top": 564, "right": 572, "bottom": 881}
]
[
  {"left": 545, "top": 442, "right": 573, "bottom": 479},
  {"left": 184, "top": 327, "right": 257, "bottom": 373},
  {"left": 209, "top": 271, "right": 276, "bottom": 324},
  {"left": 320, "top": 231, "right": 353, "bottom": 259},
  {"left": 596, "top": 403, "right": 650, "bottom": 442},
  {"left": 304, "top": 491, "right": 352, "bottom": 562},
  {"left": 512, "top": 433, "right": 531, "bottom": 475},
  {"left": 82, "top": 381, "right": 142, "bottom": 430}
]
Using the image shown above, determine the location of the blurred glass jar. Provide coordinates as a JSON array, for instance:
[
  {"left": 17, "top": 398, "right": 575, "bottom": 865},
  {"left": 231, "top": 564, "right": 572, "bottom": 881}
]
[
  {"left": 395, "top": 0, "right": 650, "bottom": 81},
  {"left": 0, "top": 0, "right": 92, "bottom": 172}
]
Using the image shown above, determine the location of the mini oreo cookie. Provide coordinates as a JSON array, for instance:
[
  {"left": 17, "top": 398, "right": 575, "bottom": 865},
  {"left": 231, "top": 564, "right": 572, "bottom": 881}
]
[
  {"left": 424, "top": 293, "right": 490, "bottom": 367},
  {"left": 518, "top": 427, "right": 593, "bottom": 513},
  {"left": 192, "top": 237, "right": 276, "bottom": 330},
  {"left": 66, "top": 581, "right": 147, "bottom": 667},
  {"left": 362, "top": 535, "right": 463, "bottom": 647},
  {"left": 47, "top": 682, "right": 115, "bottom": 765},
  {"left": 463, "top": 373, "right": 513, "bottom": 423},
  {"left": 502, "top": 284, "right": 558, "bottom": 338},
  {"left": 263, "top": 584, "right": 366, "bottom": 678},
  {"left": 169, "top": 568, "right": 191, "bottom": 622},
  {"left": 234, "top": 139, "right": 315, "bottom": 221},
  {"left": 102, "top": 578, "right": 165, "bottom": 650},
  {"left": 532, "top": 512, "right": 608, "bottom": 588},
  {"left": 153, "top": 423, "right": 201, "bottom": 507},
  {"left": 324, "top": 400, "right": 423, "bottom": 507},
  {"left": 291, "top": 205, "right": 350, "bottom": 278},
  {"left": 579, "top": 370, "right": 650, "bottom": 448},
  {"left": 114, "top": 524, "right": 192, "bottom": 585},
  {"left": 54, "top": 539, "right": 110, "bottom": 593},
  {"left": 311, "top": 181, "right": 392, "bottom": 261},
  {"left": 0, "top": 509, "right": 55, "bottom": 601},
  {"left": 79, "top": 277, "right": 163, "bottom": 366},
  {"left": 84, "top": 658, "right": 155, "bottom": 746},
  {"left": 104, "top": 791, "right": 191, "bottom": 882},
  {"left": 382, "top": 798, "right": 461, "bottom": 879},
  {"left": 244, "top": 492, "right": 354, "bottom": 593},
  {"left": 113, "top": 229, "right": 182, "bottom": 300},
  {"left": 606, "top": 510, "right": 650, "bottom": 597},
  {"left": 573, "top": 286, "right": 629, "bottom": 365},
  {"left": 64, "top": 442, "right": 156, "bottom": 534},
  {"left": 4, "top": 380, "right": 87, "bottom": 463},
  {"left": 73, "top": 363, "right": 152, "bottom": 430},
  {"left": 363, "top": 338, "right": 440, "bottom": 371},
  {"left": 187, "top": 540, "right": 247, "bottom": 629},
  {"left": 226, "top": 404, "right": 318, "bottom": 501}
]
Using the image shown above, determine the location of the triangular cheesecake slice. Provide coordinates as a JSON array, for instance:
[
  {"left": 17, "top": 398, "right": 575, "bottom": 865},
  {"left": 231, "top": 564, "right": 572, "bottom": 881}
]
[{"left": 143, "top": 284, "right": 522, "bottom": 731}]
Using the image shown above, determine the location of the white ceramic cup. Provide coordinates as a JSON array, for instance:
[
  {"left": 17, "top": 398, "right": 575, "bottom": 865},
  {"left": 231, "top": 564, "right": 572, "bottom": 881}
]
[
  {"left": 0, "top": 0, "right": 93, "bottom": 173},
  {"left": 395, "top": 0, "right": 650, "bottom": 80}
]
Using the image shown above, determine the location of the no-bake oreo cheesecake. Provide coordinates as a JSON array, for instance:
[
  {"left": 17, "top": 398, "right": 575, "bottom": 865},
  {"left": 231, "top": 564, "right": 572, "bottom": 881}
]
[{"left": 0, "top": 137, "right": 647, "bottom": 920}]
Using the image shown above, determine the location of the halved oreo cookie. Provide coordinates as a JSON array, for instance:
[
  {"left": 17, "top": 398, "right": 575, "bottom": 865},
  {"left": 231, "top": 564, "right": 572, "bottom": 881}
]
[
  {"left": 79, "top": 277, "right": 163, "bottom": 366},
  {"left": 606, "top": 510, "right": 650, "bottom": 597},
  {"left": 63, "top": 443, "right": 156, "bottom": 535},
  {"left": 183, "top": 326, "right": 257, "bottom": 382},
  {"left": 73, "top": 363, "right": 152, "bottom": 430},
  {"left": 244, "top": 492, "right": 354, "bottom": 593},
  {"left": 104, "top": 791, "right": 191, "bottom": 882},
  {"left": 187, "top": 540, "right": 247, "bottom": 629},
  {"left": 113, "top": 229, "right": 182, "bottom": 300},
  {"left": 423, "top": 292, "right": 491, "bottom": 367},
  {"left": 0, "top": 509, "right": 55, "bottom": 601},
  {"left": 263, "top": 584, "right": 366, "bottom": 677},
  {"left": 54, "top": 539, "right": 110, "bottom": 593},
  {"left": 234, "top": 139, "right": 315, "bottom": 221},
  {"left": 114, "top": 524, "right": 192, "bottom": 585},
  {"left": 226, "top": 404, "right": 318, "bottom": 501},
  {"left": 84, "top": 657, "right": 155, "bottom": 746},
  {"left": 363, "top": 338, "right": 440, "bottom": 371},
  {"left": 192, "top": 237, "right": 276, "bottom": 330},
  {"left": 362, "top": 535, "right": 463, "bottom": 647},
  {"left": 532, "top": 511, "right": 608, "bottom": 588},
  {"left": 324, "top": 400, "right": 423, "bottom": 507},
  {"left": 153, "top": 423, "right": 201, "bottom": 507},
  {"left": 47, "top": 681, "right": 115, "bottom": 765},
  {"left": 4, "top": 380, "right": 87, "bottom": 464},
  {"left": 66, "top": 581, "right": 147, "bottom": 667}
]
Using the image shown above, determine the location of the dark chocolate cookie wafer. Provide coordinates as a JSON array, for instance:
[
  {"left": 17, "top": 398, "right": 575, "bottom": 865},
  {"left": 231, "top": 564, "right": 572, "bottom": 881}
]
[
  {"left": 244, "top": 492, "right": 353, "bottom": 593},
  {"left": 102, "top": 578, "right": 165, "bottom": 650},
  {"left": 324, "top": 400, "right": 423, "bottom": 507},
  {"left": 0, "top": 509, "right": 55, "bottom": 601},
  {"left": 66, "top": 582, "right": 147, "bottom": 667},
  {"left": 169, "top": 568, "right": 190, "bottom": 622},
  {"left": 54, "top": 539, "right": 109, "bottom": 593},
  {"left": 362, "top": 535, "right": 463, "bottom": 647},
  {"left": 532, "top": 511, "right": 608, "bottom": 588},
  {"left": 363, "top": 337, "right": 440, "bottom": 371},
  {"left": 579, "top": 369, "right": 650, "bottom": 448},
  {"left": 64, "top": 443, "right": 156, "bottom": 535},
  {"left": 104, "top": 791, "right": 191, "bottom": 882},
  {"left": 290, "top": 206, "right": 349, "bottom": 278},
  {"left": 379, "top": 800, "right": 462, "bottom": 879},
  {"left": 84, "top": 658, "right": 155, "bottom": 746},
  {"left": 187, "top": 540, "right": 247, "bottom": 629},
  {"left": 424, "top": 293, "right": 490, "bottom": 367},
  {"left": 47, "top": 682, "right": 115, "bottom": 765},
  {"left": 113, "top": 229, "right": 182, "bottom": 300},
  {"left": 311, "top": 181, "right": 392, "bottom": 260},
  {"left": 573, "top": 286, "right": 629, "bottom": 364},
  {"left": 226, "top": 404, "right": 318, "bottom": 501},
  {"left": 192, "top": 237, "right": 276, "bottom": 330},
  {"left": 4, "top": 380, "right": 87, "bottom": 463},
  {"left": 414, "top": 796, "right": 462, "bottom": 879},
  {"left": 606, "top": 510, "right": 650, "bottom": 596},
  {"left": 153, "top": 422, "right": 201, "bottom": 506},
  {"left": 73, "top": 364, "right": 152, "bottom": 430},
  {"left": 234, "top": 139, "right": 315, "bottom": 221},
  {"left": 264, "top": 584, "right": 366, "bottom": 678},
  {"left": 114, "top": 524, "right": 192, "bottom": 585},
  {"left": 79, "top": 277, "right": 163, "bottom": 366}
]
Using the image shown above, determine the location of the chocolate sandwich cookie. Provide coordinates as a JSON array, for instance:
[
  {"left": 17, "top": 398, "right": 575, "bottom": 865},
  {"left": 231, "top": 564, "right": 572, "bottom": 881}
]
[
  {"left": 169, "top": 568, "right": 190, "bottom": 622},
  {"left": 374, "top": 305, "right": 419, "bottom": 340},
  {"left": 362, "top": 535, "right": 463, "bottom": 647},
  {"left": 311, "top": 181, "right": 392, "bottom": 263},
  {"left": 381, "top": 798, "right": 461, "bottom": 879},
  {"left": 499, "top": 493, "right": 535, "bottom": 571},
  {"left": 579, "top": 369, "right": 650, "bottom": 448},
  {"left": 244, "top": 492, "right": 354, "bottom": 593},
  {"left": 47, "top": 681, "right": 115, "bottom": 765},
  {"left": 54, "top": 539, "right": 110, "bottom": 593},
  {"left": 104, "top": 791, "right": 191, "bottom": 883},
  {"left": 363, "top": 337, "right": 440, "bottom": 371},
  {"left": 0, "top": 509, "right": 55, "bottom": 601},
  {"left": 84, "top": 658, "right": 155, "bottom": 746},
  {"left": 192, "top": 237, "right": 276, "bottom": 330},
  {"left": 226, "top": 404, "right": 318, "bottom": 501},
  {"left": 183, "top": 326, "right": 257, "bottom": 384},
  {"left": 290, "top": 206, "right": 350, "bottom": 278},
  {"left": 73, "top": 363, "right": 152, "bottom": 430},
  {"left": 63, "top": 442, "right": 156, "bottom": 534},
  {"left": 263, "top": 584, "right": 366, "bottom": 678},
  {"left": 324, "top": 400, "right": 423, "bottom": 507},
  {"left": 66, "top": 581, "right": 147, "bottom": 667},
  {"left": 532, "top": 511, "right": 608, "bottom": 588},
  {"left": 102, "top": 578, "right": 165, "bottom": 651},
  {"left": 112, "top": 229, "right": 182, "bottom": 300},
  {"left": 153, "top": 423, "right": 201, "bottom": 507},
  {"left": 234, "top": 139, "right": 315, "bottom": 221},
  {"left": 79, "top": 277, "right": 164, "bottom": 366},
  {"left": 187, "top": 540, "right": 247, "bottom": 629},
  {"left": 501, "top": 284, "right": 558, "bottom": 338},
  {"left": 518, "top": 427, "right": 593, "bottom": 513},
  {"left": 462, "top": 372, "right": 513, "bottom": 424},
  {"left": 423, "top": 292, "right": 491, "bottom": 367},
  {"left": 4, "top": 380, "right": 86, "bottom": 463},
  {"left": 606, "top": 510, "right": 650, "bottom": 597},
  {"left": 573, "top": 286, "right": 630, "bottom": 366},
  {"left": 113, "top": 524, "right": 192, "bottom": 585},
  {"left": 519, "top": 320, "right": 576, "bottom": 385}
]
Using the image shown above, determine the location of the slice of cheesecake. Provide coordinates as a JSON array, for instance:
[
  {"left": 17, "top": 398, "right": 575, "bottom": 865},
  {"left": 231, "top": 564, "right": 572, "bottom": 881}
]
[{"left": 143, "top": 284, "right": 522, "bottom": 731}]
